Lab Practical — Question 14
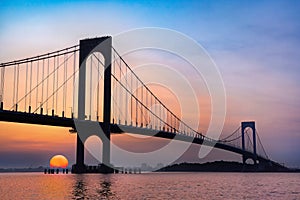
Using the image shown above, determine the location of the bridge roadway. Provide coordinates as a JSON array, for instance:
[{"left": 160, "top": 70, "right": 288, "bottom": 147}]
[{"left": 0, "top": 109, "right": 281, "bottom": 168}]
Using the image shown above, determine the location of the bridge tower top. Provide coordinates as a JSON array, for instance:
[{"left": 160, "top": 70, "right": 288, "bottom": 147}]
[
  {"left": 241, "top": 121, "right": 255, "bottom": 129},
  {"left": 79, "top": 36, "right": 112, "bottom": 67}
]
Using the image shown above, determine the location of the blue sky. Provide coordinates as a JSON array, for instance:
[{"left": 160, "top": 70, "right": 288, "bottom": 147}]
[{"left": 0, "top": 0, "right": 299, "bottom": 167}]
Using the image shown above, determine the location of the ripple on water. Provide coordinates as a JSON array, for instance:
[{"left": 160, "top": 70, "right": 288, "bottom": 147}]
[{"left": 0, "top": 172, "right": 299, "bottom": 200}]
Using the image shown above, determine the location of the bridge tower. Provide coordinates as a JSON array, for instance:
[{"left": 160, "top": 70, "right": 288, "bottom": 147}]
[
  {"left": 74, "top": 36, "right": 112, "bottom": 173},
  {"left": 241, "top": 121, "right": 257, "bottom": 164}
]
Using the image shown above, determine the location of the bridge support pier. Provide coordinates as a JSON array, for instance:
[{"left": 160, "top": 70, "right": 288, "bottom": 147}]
[{"left": 74, "top": 134, "right": 85, "bottom": 173}]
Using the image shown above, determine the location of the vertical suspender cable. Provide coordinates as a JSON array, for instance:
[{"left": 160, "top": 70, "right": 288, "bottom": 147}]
[
  {"left": 96, "top": 55, "right": 100, "bottom": 121},
  {"left": 46, "top": 56, "right": 49, "bottom": 114},
  {"left": 115, "top": 54, "right": 118, "bottom": 123},
  {"left": 13, "top": 64, "right": 16, "bottom": 109},
  {"left": 41, "top": 58, "right": 44, "bottom": 109},
  {"left": 136, "top": 77, "right": 138, "bottom": 126},
  {"left": 169, "top": 112, "right": 171, "bottom": 131},
  {"left": 63, "top": 53, "right": 66, "bottom": 116},
  {"left": 170, "top": 113, "right": 172, "bottom": 131},
  {"left": 152, "top": 97, "right": 154, "bottom": 129},
  {"left": 89, "top": 55, "right": 93, "bottom": 120},
  {"left": 130, "top": 65, "right": 133, "bottom": 125},
  {"left": 116, "top": 54, "right": 118, "bottom": 123},
  {"left": 158, "top": 99, "right": 160, "bottom": 130},
  {"left": 168, "top": 112, "right": 170, "bottom": 130},
  {"left": 118, "top": 58, "right": 122, "bottom": 124},
  {"left": 72, "top": 51, "right": 76, "bottom": 117},
  {"left": 65, "top": 53, "right": 67, "bottom": 116},
  {"left": 112, "top": 53, "right": 115, "bottom": 122},
  {"left": 141, "top": 84, "right": 143, "bottom": 127},
  {"left": 174, "top": 115, "right": 176, "bottom": 132},
  {"left": 0, "top": 67, "right": 5, "bottom": 109},
  {"left": 125, "top": 60, "right": 128, "bottom": 124},
  {"left": 155, "top": 98, "right": 157, "bottom": 129},
  {"left": 63, "top": 53, "right": 65, "bottom": 115},
  {"left": 0, "top": 67, "right": 2, "bottom": 103},
  {"left": 172, "top": 113, "right": 174, "bottom": 131},
  {"left": 115, "top": 53, "right": 118, "bottom": 123},
  {"left": 167, "top": 111, "right": 169, "bottom": 130},
  {"left": 36, "top": 59, "right": 39, "bottom": 110},
  {"left": 29, "top": 61, "right": 33, "bottom": 109},
  {"left": 146, "top": 87, "right": 148, "bottom": 127},
  {"left": 55, "top": 54, "right": 59, "bottom": 113},
  {"left": 159, "top": 100, "right": 162, "bottom": 130},
  {"left": 150, "top": 93, "right": 153, "bottom": 128},
  {"left": 52, "top": 56, "right": 55, "bottom": 111},
  {"left": 25, "top": 61, "right": 28, "bottom": 110},
  {"left": 16, "top": 64, "right": 19, "bottom": 111}
]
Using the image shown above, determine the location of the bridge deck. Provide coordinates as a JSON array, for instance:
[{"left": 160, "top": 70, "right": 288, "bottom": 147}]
[{"left": 0, "top": 109, "right": 280, "bottom": 167}]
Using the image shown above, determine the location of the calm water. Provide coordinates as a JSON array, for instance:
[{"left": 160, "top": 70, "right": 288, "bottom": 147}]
[{"left": 0, "top": 172, "right": 299, "bottom": 200}]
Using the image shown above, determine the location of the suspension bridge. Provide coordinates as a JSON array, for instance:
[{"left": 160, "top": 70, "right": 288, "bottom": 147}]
[{"left": 0, "top": 36, "right": 285, "bottom": 173}]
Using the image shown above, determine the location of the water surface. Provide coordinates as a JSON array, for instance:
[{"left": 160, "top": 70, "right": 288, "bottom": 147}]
[{"left": 0, "top": 172, "right": 299, "bottom": 199}]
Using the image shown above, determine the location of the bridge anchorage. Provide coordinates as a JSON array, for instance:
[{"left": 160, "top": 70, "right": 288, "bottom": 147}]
[{"left": 0, "top": 36, "right": 287, "bottom": 173}]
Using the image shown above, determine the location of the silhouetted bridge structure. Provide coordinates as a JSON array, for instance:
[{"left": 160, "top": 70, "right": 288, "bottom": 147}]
[{"left": 0, "top": 37, "right": 285, "bottom": 173}]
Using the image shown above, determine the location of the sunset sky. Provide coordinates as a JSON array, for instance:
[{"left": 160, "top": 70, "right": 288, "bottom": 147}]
[{"left": 0, "top": 0, "right": 299, "bottom": 168}]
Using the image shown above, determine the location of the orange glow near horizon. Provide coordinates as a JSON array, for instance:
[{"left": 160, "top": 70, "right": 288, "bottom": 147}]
[
  {"left": 0, "top": 121, "right": 75, "bottom": 156},
  {"left": 49, "top": 155, "right": 68, "bottom": 168}
]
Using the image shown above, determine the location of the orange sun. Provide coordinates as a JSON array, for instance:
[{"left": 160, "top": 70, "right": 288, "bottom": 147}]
[{"left": 49, "top": 155, "right": 68, "bottom": 168}]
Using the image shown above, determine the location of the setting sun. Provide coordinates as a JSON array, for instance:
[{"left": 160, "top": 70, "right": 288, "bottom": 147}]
[{"left": 49, "top": 155, "right": 69, "bottom": 168}]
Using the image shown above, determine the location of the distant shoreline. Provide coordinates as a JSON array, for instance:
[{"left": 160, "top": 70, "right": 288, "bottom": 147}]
[
  {"left": 1, "top": 161, "right": 299, "bottom": 173},
  {"left": 0, "top": 166, "right": 70, "bottom": 173},
  {"left": 156, "top": 161, "right": 300, "bottom": 173}
]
